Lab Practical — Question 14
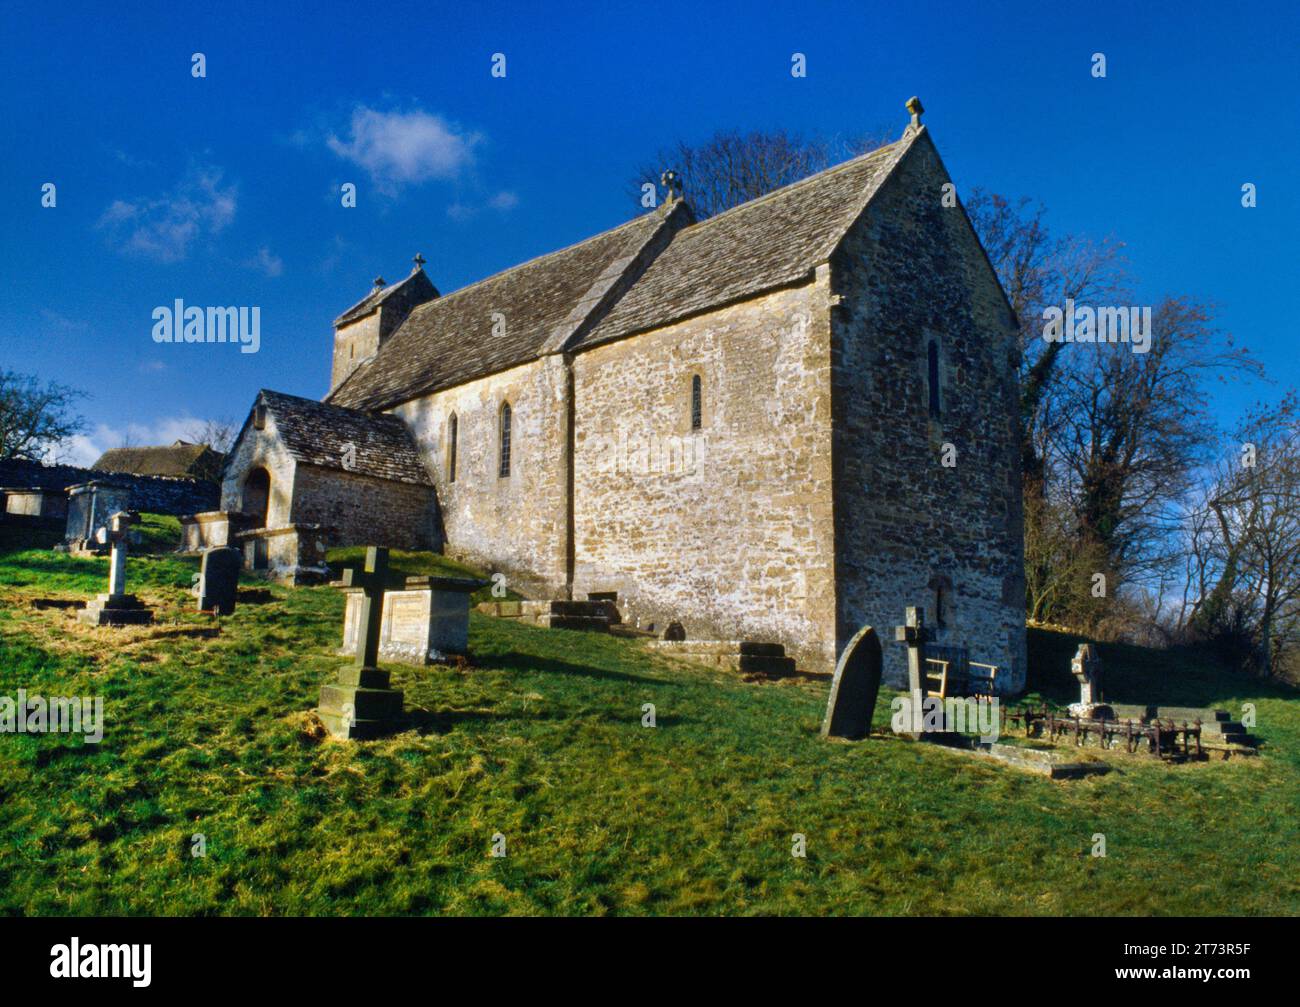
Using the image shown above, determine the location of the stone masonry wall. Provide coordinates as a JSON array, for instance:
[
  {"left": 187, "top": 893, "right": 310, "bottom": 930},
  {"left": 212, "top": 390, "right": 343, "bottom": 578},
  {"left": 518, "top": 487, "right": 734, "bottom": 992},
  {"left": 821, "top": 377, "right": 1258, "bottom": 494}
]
[
  {"left": 220, "top": 414, "right": 298, "bottom": 529},
  {"left": 829, "top": 132, "right": 1027, "bottom": 692},
  {"left": 570, "top": 280, "right": 839, "bottom": 673},
  {"left": 391, "top": 356, "right": 571, "bottom": 597},
  {"left": 290, "top": 463, "right": 437, "bottom": 551}
]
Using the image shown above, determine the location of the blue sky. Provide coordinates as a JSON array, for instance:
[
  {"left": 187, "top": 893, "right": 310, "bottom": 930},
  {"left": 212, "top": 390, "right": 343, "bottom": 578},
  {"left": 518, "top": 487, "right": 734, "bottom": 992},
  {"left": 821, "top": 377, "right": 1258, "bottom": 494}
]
[{"left": 3, "top": 0, "right": 1296, "bottom": 464}]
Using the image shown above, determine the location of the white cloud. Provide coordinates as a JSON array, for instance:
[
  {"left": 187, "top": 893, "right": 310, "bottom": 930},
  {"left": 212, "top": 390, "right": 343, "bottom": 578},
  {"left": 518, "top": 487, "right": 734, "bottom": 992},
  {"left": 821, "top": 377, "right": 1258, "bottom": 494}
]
[
  {"left": 97, "top": 165, "right": 237, "bottom": 263},
  {"left": 488, "top": 190, "right": 519, "bottom": 211},
  {"left": 245, "top": 246, "right": 284, "bottom": 277},
  {"left": 327, "top": 106, "right": 480, "bottom": 192},
  {"left": 56, "top": 415, "right": 226, "bottom": 468}
]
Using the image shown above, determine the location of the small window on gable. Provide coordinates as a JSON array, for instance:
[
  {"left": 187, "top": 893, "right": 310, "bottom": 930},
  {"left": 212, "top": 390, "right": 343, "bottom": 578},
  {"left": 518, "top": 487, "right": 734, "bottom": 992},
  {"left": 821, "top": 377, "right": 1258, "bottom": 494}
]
[
  {"left": 498, "top": 402, "right": 512, "bottom": 478},
  {"left": 447, "top": 412, "right": 458, "bottom": 483},
  {"left": 927, "top": 340, "right": 941, "bottom": 417},
  {"left": 690, "top": 374, "right": 703, "bottom": 430}
]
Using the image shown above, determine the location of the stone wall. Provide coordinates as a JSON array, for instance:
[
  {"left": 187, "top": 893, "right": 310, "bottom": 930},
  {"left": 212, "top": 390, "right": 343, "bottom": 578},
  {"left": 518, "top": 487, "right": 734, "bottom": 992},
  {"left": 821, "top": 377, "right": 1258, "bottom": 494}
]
[
  {"left": 570, "top": 280, "right": 839, "bottom": 672},
  {"left": 828, "top": 132, "right": 1026, "bottom": 692},
  {"left": 220, "top": 414, "right": 298, "bottom": 529},
  {"left": 290, "top": 463, "right": 437, "bottom": 551},
  {"left": 390, "top": 356, "right": 571, "bottom": 597},
  {"left": 331, "top": 313, "right": 381, "bottom": 394}
]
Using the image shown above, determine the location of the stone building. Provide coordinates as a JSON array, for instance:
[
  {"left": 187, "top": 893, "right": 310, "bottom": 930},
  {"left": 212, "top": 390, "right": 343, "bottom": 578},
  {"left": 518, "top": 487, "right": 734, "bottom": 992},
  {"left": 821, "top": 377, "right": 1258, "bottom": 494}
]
[
  {"left": 226, "top": 103, "right": 1027, "bottom": 688},
  {"left": 210, "top": 389, "right": 436, "bottom": 579},
  {"left": 92, "top": 440, "right": 226, "bottom": 484}
]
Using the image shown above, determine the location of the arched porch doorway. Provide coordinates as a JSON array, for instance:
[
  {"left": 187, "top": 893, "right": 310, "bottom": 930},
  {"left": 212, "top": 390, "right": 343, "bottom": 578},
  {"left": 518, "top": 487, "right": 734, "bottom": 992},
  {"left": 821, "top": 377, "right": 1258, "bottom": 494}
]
[{"left": 241, "top": 467, "right": 271, "bottom": 528}]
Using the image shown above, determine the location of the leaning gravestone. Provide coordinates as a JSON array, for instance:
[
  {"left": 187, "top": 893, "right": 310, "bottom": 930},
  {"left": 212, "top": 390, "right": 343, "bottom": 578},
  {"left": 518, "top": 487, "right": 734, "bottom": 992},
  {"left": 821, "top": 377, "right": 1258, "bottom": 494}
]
[
  {"left": 78, "top": 511, "right": 154, "bottom": 626},
  {"left": 196, "top": 546, "right": 240, "bottom": 615},
  {"left": 821, "top": 625, "right": 883, "bottom": 740}
]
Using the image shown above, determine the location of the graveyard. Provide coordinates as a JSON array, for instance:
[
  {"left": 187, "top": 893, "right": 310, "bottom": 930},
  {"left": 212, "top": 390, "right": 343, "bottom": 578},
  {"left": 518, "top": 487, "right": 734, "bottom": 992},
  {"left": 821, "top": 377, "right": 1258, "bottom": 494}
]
[{"left": 1, "top": 517, "right": 1297, "bottom": 916}]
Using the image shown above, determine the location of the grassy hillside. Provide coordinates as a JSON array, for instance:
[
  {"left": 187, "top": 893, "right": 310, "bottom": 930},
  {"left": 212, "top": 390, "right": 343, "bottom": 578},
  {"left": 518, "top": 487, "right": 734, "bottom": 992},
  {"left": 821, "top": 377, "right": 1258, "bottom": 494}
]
[{"left": 0, "top": 522, "right": 1296, "bottom": 916}]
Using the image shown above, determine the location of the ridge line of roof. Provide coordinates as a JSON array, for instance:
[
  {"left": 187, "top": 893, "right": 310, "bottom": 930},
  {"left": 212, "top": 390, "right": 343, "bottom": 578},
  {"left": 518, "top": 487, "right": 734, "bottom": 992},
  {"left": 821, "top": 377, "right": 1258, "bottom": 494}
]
[
  {"left": 403, "top": 203, "right": 671, "bottom": 315},
  {"left": 673, "top": 136, "right": 903, "bottom": 233}
]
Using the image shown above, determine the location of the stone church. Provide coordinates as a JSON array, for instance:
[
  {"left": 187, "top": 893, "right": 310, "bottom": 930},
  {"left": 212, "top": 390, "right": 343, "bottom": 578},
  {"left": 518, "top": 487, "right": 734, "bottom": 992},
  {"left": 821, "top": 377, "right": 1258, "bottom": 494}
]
[{"left": 218, "top": 102, "right": 1027, "bottom": 690}]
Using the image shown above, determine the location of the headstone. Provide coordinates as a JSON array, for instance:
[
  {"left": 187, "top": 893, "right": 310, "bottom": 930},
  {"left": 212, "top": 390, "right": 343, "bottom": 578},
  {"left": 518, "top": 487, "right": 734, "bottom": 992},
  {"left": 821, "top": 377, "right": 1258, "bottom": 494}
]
[
  {"left": 339, "top": 574, "right": 484, "bottom": 664},
  {"left": 196, "top": 546, "right": 241, "bottom": 615},
  {"left": 317, "top": 547, "right": 405, "bottom": 740},
  {"left": 78, "top": 511, "right": 154, "bottom": 626},
  {"left": 894, "top": 606, "right": 933, "bottom": 697},
  {"left": 1068, "top": 643, "right": 1108, "bottom": 718},
  {"left": 821, "top": 625, "right": 883, "bottom": 739},
  {"left": 662, "top": 620, "right": 686, "bottom": 641}
]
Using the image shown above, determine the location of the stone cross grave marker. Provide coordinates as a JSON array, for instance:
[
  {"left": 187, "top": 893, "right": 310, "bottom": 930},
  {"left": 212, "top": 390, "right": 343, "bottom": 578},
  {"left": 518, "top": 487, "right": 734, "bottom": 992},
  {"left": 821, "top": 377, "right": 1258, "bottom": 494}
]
[
  {"left": 894, "top": 606, "right": 935, "bottom": 738},
  {"left": 821, "top": 624, "right": 883, "bottom": 739},
  {"left": 1071, "top": 643, "right": 1103, "bottom": 706},
  {"left": 196, "top": 546, "right": 240, "bottom": 615},
  {"left": 79, "top": 511, "right": 154, "bottom": 626},
  {"left": 316, "top": 546, "right": 405, "bottom": 740},
  {"left": 894, "top": 606, "right": 933, "bottom": 697}
]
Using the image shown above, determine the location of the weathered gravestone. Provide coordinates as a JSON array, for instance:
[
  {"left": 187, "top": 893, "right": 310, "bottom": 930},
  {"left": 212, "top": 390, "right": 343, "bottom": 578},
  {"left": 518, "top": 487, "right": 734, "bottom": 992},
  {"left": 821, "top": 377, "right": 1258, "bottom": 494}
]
[
  {"left": 196, "top": 546, "right": 240, "bottom": 615},
  {"left": 339, "top": 574, "right": 484, "bottom": 664},
  {"left": 821, "top": 625, "right": 883, "bottom": 739},
  {"left": 1068, "top": 643, "right": 1108, "bottom": 718},
  {"left": 78, "top": 511, "right": 154, "bottom": 626},
  {"left": 317, "top": 547, "right": 405, "bottom": 740},
  {"left": 662, "top": 621, "right": 686, "bottom": 641}
]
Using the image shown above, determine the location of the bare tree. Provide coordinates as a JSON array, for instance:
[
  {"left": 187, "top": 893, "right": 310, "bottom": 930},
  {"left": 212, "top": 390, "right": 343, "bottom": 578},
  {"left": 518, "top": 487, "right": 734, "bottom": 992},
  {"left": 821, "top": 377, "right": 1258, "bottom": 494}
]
[
  {"left": 1187, "top": 396, "right": 1300, "bottom": 677},
  {"left": 183, "top": 417, "right": 238, "bottom": 454},
  {"left": 631, "top": 128, "right": 888, "bottom": 219},
  {"left": 1051, "top": 297, "right": 1262, "bottom": 595},
  {"left": 0, "top": 369, "right": 86, "bottom": 461},
  {"left": 964, "top": 190, "right": 1128, "bottom": 498}
]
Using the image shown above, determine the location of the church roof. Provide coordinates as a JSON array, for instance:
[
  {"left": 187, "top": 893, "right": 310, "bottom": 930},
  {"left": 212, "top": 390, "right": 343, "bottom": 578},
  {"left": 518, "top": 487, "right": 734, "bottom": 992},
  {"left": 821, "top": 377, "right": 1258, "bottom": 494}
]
[
  {"left": 575, "top": 137, "right": 907, "bottom": 348},
  {"left": 327, "top": 203, "right": 685, "bottom": 411},
  {"left": 327, "top": 129, "right": 917, "bottom": 412},
  {"left": 252, "top": 390, "right": 432, "bottom": 486},
  {"left": 334, "top": 267, "right": 438, "bottom": 327}
]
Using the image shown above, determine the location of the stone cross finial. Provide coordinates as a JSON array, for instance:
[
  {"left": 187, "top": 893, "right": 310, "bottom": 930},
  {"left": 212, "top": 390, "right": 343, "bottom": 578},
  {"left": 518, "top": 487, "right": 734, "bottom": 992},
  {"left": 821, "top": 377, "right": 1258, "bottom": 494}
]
[
  {"left": 894, "top": 605, "right": 933, "bottom": 698},
  {"left": 906, "top": 96, "right": 925, "bottom": 130},
  {"left": 373, "top": 276, "right": 386, "bottom": 291},
  {"left": 661, "top": 170, "right": 682, "bottom": 203},
  {"left": 412, "top": 253, "right": 426, "bottom": 271}
]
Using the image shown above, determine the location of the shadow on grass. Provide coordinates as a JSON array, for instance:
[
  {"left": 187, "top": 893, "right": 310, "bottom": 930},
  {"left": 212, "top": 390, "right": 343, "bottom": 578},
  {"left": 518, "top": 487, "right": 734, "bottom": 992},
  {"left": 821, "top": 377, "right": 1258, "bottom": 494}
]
[
  {"left": 404, "top": 705, "right": 686, "bottom": 736},
  {"left": 485, "top": 651, "right": 669, "bottom": 687}
]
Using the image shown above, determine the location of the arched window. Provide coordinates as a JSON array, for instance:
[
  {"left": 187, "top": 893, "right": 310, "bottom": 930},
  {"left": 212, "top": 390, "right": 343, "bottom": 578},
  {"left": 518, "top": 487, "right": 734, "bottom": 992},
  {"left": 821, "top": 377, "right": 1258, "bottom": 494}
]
[
  {"left": 498, "top": 402, "right": 512, "bottom": 478},
  {"left": 690, "top": 374, "right": 703, "bottom": 430},
  {"left": 927, "top": 340, "right": 941, "bottom": 417},
  {"left": 447, "top": 413, "right": 458, "bottom": 483}
]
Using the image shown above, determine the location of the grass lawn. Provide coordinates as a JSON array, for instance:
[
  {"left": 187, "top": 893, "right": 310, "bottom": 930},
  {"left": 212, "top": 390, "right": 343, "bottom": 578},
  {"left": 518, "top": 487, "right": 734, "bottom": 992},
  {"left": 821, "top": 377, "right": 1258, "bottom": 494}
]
[{"left": 1, "top": 520, "right": 1297, "bottom": 916}]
